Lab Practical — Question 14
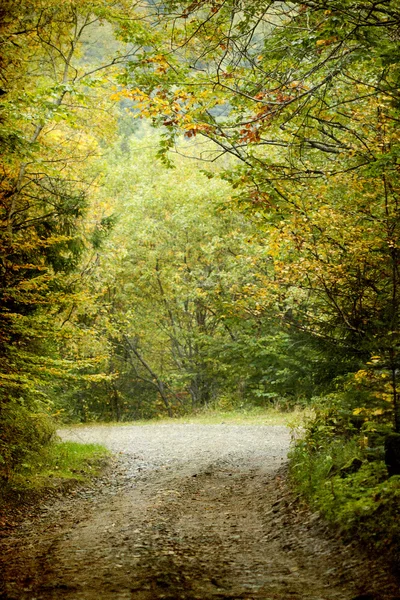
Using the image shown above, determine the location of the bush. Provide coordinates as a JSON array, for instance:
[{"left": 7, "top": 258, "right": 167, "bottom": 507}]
[
  {"left": 0, "top": 396, "right": 55, "bottom": 480},
  {"left": 289, "top": 401, "right": 400, "bottom": 559}
]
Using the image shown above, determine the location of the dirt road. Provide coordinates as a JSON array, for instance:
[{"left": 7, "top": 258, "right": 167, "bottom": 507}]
[{"left": 1, "top": 424, "right": 399, "bottom": 599}]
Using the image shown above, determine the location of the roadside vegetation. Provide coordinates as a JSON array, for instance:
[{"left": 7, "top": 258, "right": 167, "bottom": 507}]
[
  {"left": 290, "top": 406, "right": 400, "bottom": 565},
  {"left": 0, "top": 440, "right": 109, "bottom": 504}
]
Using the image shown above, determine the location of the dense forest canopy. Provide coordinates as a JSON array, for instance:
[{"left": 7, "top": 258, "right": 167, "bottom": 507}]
[
  {"left": 119, "top": 0, "right": 400, "bottom": 428},
  {"left": 1, "top": 0, "right": 400, "bottom": 485}
]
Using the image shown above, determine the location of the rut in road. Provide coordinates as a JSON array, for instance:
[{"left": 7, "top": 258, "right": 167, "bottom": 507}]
[{"left": 0, "top": 424, "right": 399, "bottom": 600}]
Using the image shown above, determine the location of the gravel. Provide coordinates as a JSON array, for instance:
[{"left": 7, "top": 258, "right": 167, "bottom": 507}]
[{"left": 58, "top": 423, "right": 291, "bottom": 477}]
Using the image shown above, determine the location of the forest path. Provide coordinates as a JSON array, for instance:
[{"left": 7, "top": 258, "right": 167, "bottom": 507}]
[{"left": 1, "top": 424, "right": 399, "bottom": 600}]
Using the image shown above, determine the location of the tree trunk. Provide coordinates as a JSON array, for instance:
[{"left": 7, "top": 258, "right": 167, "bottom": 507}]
[{"left": 123, "top": 335, "right": 173, "bottom": 417}]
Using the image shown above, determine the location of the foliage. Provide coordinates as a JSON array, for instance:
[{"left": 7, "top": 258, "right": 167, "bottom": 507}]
[
  {"left": 1, "top": 440, "right": 109, "bottom": 501},
  {"left": 290, "top": 401, "right": 400, "bottom": 557},
  {"left": 54, "top": 133, "right": 276, "bottom": 419},
  {"left": 0, "top": 0, "right": 147, "bottom": 477},
  {"left": 119, "top": 0, "right": 400, "bottom": 431},
  {"left": 55, "top": 127, "right": 354, "bottom": 422},
  {"left": 0, "top": 398, "right": 55, "bottom": 481}
]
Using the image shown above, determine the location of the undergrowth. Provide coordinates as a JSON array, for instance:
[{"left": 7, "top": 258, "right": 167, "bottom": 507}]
[
  {"left": 289, "top": 401, "right": 400, "bottom": 562},
  {"left": 1, "top": 440, "right": 109, "bottom": 502}
]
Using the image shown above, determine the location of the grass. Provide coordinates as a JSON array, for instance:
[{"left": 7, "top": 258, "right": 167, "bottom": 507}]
[
  {"left": 63, "top": 405, "right": 311, "bottom": 428},
  {"left": 3, "top": 440, "right": 110, "bottom": 496}
]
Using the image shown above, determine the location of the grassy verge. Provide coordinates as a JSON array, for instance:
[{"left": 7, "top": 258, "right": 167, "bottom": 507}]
[
  {"left": 1, "top": 440, "right": 110, "bottom": 502},
  {"left": 64, "top": 406, "right": 311, "bottom": 428}
]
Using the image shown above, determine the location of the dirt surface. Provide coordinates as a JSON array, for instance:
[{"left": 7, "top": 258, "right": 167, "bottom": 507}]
[{"left": 1, "top": 424, "right": 399, "bottom": 600}]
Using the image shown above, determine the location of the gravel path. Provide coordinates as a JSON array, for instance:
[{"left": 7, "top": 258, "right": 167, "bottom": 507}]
[
  {"left": 1, "top": 424, "right": 399, "bottom": 600},
  {"left": 58, "top": 423, "right": 290, "bottom": 476}
]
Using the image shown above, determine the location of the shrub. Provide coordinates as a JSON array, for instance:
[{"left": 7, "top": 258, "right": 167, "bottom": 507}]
[
  {"left": 0, "top": 396, "right": 55, "bottom": 480},
  {"left": 289, "top": 401, "right": 400, "bottom": 559}
]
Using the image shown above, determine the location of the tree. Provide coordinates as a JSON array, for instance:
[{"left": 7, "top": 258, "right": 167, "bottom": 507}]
[
  {"left": 118, "top": 0, "right": 400, "bottom": 430},
  {"left": 0, "top": 0, "right": 148, "bottom": 476},
  {"left": 57, "top": 130, "right": 301, "bottom": 419}
]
